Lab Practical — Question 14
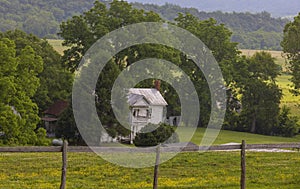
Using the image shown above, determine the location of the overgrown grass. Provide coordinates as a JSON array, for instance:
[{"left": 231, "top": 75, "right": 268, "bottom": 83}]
[{"left": 1, "top": 151, "right": 300, "bottom": 188}]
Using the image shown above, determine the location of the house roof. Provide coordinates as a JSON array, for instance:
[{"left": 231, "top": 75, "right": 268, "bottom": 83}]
[
  {"left": 43, "top": 100, "right": 68, "bottom": 117},
  {"left": 41, "top": 117, "right": 58, "bottom": 122},
  {"left": 128, "top": 88, "right": 168, "bottom": 106}
]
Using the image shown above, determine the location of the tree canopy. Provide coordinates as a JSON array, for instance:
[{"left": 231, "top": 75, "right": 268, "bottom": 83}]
[
  {"left": 0, "top": 0, "right": 289, "bottom": 50},
  {"left": 281, "top": 13, "right": 300, "bottom": 94},
  {"left": 0, "top": 38, "right": 43, "bottom": 145},
  {"left": 59, "top": 0, "right": 237, "bottom": 137},
  {"left": 0, "top": 30, "right": 73, "bottom": 145},
  {"left": 57, "top": 0, "right": 300, "bottom": 141}
]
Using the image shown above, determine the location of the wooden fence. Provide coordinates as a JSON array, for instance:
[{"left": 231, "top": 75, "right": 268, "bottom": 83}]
[{"left": 0, "top": 141, "right": 300, "bottom": 189}]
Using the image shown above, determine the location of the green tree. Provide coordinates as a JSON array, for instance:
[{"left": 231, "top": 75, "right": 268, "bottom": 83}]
[
  {"left": 238, "top": 52, "right": 282, "bottom": 134},
  {"left": 0, "top": 38, "right": 43, "bottom": 145},
  {"left": 281, "top": 13, "right": 300, "bottom": 94},
  {"left": 175, "top": 13, "right": 240, "bottom": 127},
  {"left": 274, "top": 106, "right": 299, "bottom": 137},
  {"left": 1, "top": 30, "right": 73, "bottom": 112},
  {"left": 59, "top": 0, "right": 161, "bottom": 72}
]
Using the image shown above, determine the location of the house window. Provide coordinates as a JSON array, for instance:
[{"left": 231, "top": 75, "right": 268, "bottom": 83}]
[
  {"left": 133, "top": 108, "right": 151, "bottom": 118},
  {"left": 147, "top": 109, "right": 152, "bottom": 118}
]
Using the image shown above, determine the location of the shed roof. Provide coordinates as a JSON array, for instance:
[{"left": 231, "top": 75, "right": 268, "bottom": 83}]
[
  {"left": 128, "top": 88, "right": 168, "bottom": 106},
  {"left": 43, "top": 100, "right": 68, "bottom": 117}
]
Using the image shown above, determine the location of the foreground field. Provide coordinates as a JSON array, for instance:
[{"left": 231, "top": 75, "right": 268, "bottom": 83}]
[{"left": 0, "top": 151, "right": 299, "bottom": 188}]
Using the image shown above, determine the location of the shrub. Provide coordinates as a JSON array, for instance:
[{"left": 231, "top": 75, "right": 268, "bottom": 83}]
[
  {"left": 36, "top": 128, "right": 50, "bottom": 146},
  {"left": 134, "top": 123, "right": 179, "bottom": 147},
  {"left": 273, "top": 106, "right": 299, "bottom": 137}
]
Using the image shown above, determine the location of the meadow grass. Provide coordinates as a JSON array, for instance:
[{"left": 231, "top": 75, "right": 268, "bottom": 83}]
[
  {"left": 47, "top": 39, "right": 68, "bottom": 55},
  {"left": 0, "top": 151, "right": 300, "bottom": 188}
]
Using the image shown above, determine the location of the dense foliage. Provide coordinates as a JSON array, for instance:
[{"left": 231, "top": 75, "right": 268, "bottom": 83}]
[
  {"left": 0, "top": 0, "right": 299, "bottom": 145},
  {"left": 134, "top": 123, "right": 179, "bottom": 146},
  {"left": 0, "top": 30, "right": 73, "bottom": 112},
  {"left": 0, "top": 30, "right": 73, "bottom": 145},
  {"left": 0, "top": 37, "right": 44, "bottom": 145},
  {"left": 281, "top": 13, "right": 300, "bottom": 94},
  {"left": 0, "top": 0, "right": 96, "bottom": 38},
  {"left": 58, "top": 0, "right": 299, "bottom": 140},
  {"left": 0, "top": 0, "right": 289, "bottom": 50}
]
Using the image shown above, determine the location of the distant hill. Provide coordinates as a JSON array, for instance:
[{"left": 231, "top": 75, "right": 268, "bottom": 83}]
[
  {"left": 127, "top": 0, "right": 300, "bottom": 18},
  {"left": 0, "top": 0, "right": 96, "bottom": 38},
  {"left": 0, "top": 0, "right": 295, "bottom": 50},
  {"left": 131, "top": 3, "right": 289, "bottom": 50}
]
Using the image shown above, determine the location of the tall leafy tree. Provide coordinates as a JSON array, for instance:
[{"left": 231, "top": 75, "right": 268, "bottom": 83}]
[
  {"left": 0, "top": 38, "right": 43, "bottom": 145},
  {"left": 175, "top": 13, "right": 240, "bottom": 126},
  {"left": 1, "top": 30, "right": 73, "bottom": 112},
  {"left": 238, "top": 52, "right": 282, "bottom": 134},
  {"left": 281, "top": 13, "right": 300, "bottom": 94}
]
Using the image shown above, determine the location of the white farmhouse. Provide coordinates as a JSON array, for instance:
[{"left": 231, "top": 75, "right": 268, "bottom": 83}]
[{"left": 128, "top": 84, "right": 168, "bottom": 143}]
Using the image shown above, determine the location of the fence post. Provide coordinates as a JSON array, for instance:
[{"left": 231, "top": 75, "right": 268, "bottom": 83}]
[
  {"left": 153, "top": 144, "right": 161, "bottom": 189},
  {"left": 60, "top": 140, "right": 68, "bottom": 189},
  {"left": 241, "top": 140, "right": 246, "bottom": 189}
]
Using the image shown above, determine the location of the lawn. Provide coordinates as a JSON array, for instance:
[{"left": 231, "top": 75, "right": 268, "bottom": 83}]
[
  {"left": 0, "top": 151, "right": 300, "bottom": 188},
  {"left": 178, "top": 127, "right": 300, "bottom": 145}
]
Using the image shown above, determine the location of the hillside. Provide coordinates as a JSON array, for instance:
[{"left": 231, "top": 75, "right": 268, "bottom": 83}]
[
  {"left": 131, "top": 3, "right": 289, "bottom": 50},
  {"left": 0, "top": 0, "right": 292, "bottom": 50},
  {"left": 0, "top": 0, "right": 96, "bottom": 38},
  {"left": 127, "top": 0, "right": 300, "bottom": 18}
]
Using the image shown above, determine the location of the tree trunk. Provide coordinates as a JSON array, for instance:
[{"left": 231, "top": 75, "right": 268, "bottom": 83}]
[{"left": 250, "top": 113, "right": 256, "bottom": 133}]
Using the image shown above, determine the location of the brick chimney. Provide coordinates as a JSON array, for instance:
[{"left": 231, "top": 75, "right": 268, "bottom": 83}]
[{"left": 154, "top": 80, "right": 161, "bottom": 91}]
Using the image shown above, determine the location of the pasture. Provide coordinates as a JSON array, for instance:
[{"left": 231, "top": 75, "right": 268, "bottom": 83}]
[
  {"left": 47, "top": 39, "right": 68, "bottom": 55},
  {"left": 1, "top": 128, "right": 300, "bottom": 188},
  {"left": 0, "top": 151, "right": 300, "bottom": 188}
]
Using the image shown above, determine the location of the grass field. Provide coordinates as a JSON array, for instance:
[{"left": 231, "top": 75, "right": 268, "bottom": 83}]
[
  {"left": 277, "top": 74, "right": 300, "bottom": 120},
  {"left": 1, "top": 151, "right": 300, "bottom": 188},
  {"left": 47, "top": 39, "right": 68, "bottom": 55}
]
